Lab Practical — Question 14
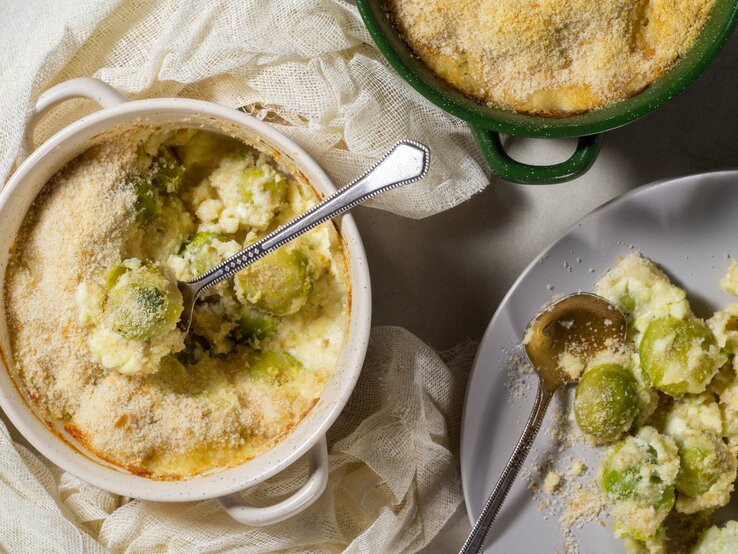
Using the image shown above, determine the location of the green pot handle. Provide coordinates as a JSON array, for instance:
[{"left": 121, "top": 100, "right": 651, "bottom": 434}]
[{"left": 470, "top": 126, "right": 603, "bottom": 184}]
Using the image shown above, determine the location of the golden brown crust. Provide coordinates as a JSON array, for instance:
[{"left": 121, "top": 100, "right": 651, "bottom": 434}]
[{"left": 387, "top": 0, "right": 716, "bottom": 116}]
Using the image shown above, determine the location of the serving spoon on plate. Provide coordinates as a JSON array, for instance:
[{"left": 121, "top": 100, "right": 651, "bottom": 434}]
[
  {"left": 177, "top": 139, "right": 430, "bottom": 332},
  {"left": 459, "top": 292, "right": 627, "bottom": 554}
]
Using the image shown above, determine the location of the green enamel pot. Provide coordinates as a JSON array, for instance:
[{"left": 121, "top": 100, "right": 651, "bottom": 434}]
[{"left": 356, "top": 0, "right": 738, "bottom": 184}]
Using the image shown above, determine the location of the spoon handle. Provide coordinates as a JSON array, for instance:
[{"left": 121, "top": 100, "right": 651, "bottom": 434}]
[
  {"left": 459, "top": 381, "right": 554, "bottom": 554},
  {"left": 187, "top": 139, "right": 430, "bottom": 294}
]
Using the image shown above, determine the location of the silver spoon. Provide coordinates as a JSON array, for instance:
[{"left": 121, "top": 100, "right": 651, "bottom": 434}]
[
  {"left": 177, "top": 140, "right": 430, "bottom": 332},
  {"left": 459, "top": 292, "right": 627, "bottom": 554}
]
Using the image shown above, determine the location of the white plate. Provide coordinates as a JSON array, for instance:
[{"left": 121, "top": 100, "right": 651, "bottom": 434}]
[{"left": 460, "top": 171, "right": 738, "bottom": 553}]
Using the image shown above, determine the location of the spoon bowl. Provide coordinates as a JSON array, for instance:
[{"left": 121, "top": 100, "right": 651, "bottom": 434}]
[
  {"left": 460, "top": 292, "right": 626, "bottom": 554},
  {"left": 524, "top": 292, "right": 628, "bottom": 391}
]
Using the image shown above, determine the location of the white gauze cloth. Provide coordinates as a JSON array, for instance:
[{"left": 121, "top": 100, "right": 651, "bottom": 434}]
[
  {"left": 0, "top": 1, "right": 485, "bottom": 552},
  {"left": 1, "top": 328, "right": 474, "bottom": 553}
]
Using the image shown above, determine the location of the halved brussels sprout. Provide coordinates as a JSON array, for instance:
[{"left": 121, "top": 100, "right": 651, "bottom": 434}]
[
  {"left": 180, "top": 232, "right": 231, "bottom": 275},
  {"left": 601, "top": 450, "right": 675, "bottom": 512},
  {"left": 151, "top": 146, "right": 184, "bottom": 193},
  {"left": 639, "top": 316, "right": 724, "bottom": 395},
  {"left": 235, "top": 249, "right": 312, "bottom": 316},
  {"left": 659, "top": 391, "right": 737, "bottom": 513},
  {"left": 150, "top": 355, "right": 208, "bottom": 395},
  {"left": 176, "top": 130, "right": 238, "bottom": 169},
  {"left": 127, "top": 174, "right": 158, "bottom": 223},
  {"left": 247, "top": 350, "right": 302, "bottom": 384},
  {"left": 151, "top": 355, "right": 231, "bottom": 402},
  {"left": 601, "top": 465, "right": 641, "bottom": 499},
  {"left": 104, "top": 260, "right": 183, "bottom": 340},
  {"left": 236, "top": 305, "right": 278, "bottom": 343},
  {"left": 127, "top": 146, "right": 188, "bottom": 225},
  {"left": 674, "top": 431, "right": 728, "bottom": 497},
  {"left": 599, "top": 426, "right": 679, "bottom": 541},
  {"left": 574, "top": 363, "right": 640, "bottom": 441},
  {"left": 105, "top": 263, "right": 129, "bottom": 290}
]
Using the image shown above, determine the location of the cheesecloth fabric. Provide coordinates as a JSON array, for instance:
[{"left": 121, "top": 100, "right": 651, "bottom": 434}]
[{"left": 0, "top": 1, "right": 486, "bottom": 552}]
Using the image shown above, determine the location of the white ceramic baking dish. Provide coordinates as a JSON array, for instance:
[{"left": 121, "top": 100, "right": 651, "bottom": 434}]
[{"left": 0, "top": 77, "right": 372, "bottom": 526}]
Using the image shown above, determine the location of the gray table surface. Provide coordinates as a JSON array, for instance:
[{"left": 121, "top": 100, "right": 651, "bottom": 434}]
[{"left": 350, "top": 32, "right": 738, "bottom": 554}]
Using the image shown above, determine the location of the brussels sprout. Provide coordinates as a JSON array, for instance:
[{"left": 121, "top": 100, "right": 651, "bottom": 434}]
[
  {"left": 661, "top": 393, "right": 737, "bottom": 513},
  {"left": 176, "top": 130, "right": 238, "bottom": 169},
  {"left": 127, "top": 174, "right": 158, "bottom": 223},
  {"left": 104, "top": 260, "right": 183, "bottom": 340},
  {"left": 150, "top": 355, "right": 208, "bottom": 395},
  {"left": 180, "top": 232, "right": 230, "bottom": 275},
  {"left": 151, "top": 145, "right": 184, "bottom": 193},
  {"left": 105, "top": 263, "right": 128, "bottom": 290},
  {"left": 574, "top": 364, "right": 640, "bottom": 441},
  {"left": 235, "top": 305, "right": 278, "bottom": 343},
  {"left": 248, "top": 350, "right": 302, "bottom": 384},
  {"left": 674, "top": 431, "right": 730, "bottom": 497},
  {"left": 151, "top": 354, "right": 231, "bottom": 400},
  {"left": 235, "top": 249, "right": 312, "bottom": 316},
  {"left": 601, "top": 442, "right": 673, "bottom": 507},
  {"left": 639, "top": 317, "right": 723, "bottom": 395},
  {"left": 599, "top": 427, "right": 679, "bottom": 540},
  {"left": 601, "top": 465, "right": 642, "bottom": 499}
]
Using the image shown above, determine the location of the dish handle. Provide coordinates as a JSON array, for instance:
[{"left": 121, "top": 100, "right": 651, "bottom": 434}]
[
  {"left": 217, "top": 435, "right": 330, "bottom": 526},
  {"left": 23, "top": 77, "right": 129, "bottom": 156},
  {"left": 470, "top": 126, "right": 603, "bottom": 185}
]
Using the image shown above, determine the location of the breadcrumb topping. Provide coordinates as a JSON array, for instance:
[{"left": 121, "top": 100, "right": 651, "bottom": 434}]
[{"left": 387, "top": 0, "right": 716, "bottom": 115}]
